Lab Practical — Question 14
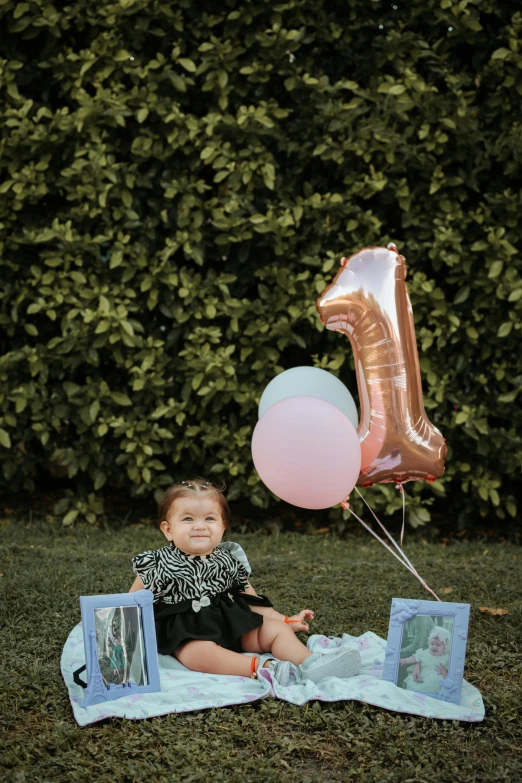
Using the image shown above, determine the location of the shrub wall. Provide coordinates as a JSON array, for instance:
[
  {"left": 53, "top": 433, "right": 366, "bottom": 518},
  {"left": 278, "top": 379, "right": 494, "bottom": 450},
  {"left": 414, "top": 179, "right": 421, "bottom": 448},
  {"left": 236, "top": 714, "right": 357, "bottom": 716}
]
[{"left": 0, "top": 0, "right": 521, "bottom": 528}]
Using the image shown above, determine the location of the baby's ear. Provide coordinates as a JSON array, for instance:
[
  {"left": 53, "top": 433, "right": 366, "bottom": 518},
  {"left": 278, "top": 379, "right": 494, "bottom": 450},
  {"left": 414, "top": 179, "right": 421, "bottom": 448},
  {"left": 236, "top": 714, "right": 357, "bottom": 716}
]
[{"left": 160, "top": 520, "right": 171, "bottom": 539}]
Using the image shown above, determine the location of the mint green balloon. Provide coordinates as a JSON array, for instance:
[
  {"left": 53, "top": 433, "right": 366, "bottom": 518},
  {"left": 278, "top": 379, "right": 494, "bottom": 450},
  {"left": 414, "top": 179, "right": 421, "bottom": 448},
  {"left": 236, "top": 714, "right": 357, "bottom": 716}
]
[{"left": 258, "top": 367, "right": 359, "bottom": 429}]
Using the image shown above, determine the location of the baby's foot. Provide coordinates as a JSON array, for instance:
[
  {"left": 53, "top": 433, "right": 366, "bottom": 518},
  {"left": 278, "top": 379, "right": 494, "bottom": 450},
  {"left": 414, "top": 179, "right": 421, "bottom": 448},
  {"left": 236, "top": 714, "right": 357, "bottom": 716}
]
[
  {"left": 262, "top": 649, "right": 361, "bottom": 686},
  {"left": 297, "top": 648, "right": 361, "bottom": 683},
  {"left": 263, "top": 659, "right": 300, "bottom": 687}
]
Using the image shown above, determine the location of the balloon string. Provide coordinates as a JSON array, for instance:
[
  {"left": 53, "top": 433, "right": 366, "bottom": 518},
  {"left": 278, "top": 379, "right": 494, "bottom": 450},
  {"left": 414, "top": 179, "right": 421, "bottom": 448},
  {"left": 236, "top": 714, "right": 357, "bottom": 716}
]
[
  {"left": 354, "top": 487, "right": 431, "bottom": 588},
  {"left": 343, "top": 494, "right": 441, "bottom": 603},
  {"left": 399, "top": 484, "right": 406, "bottom": 548},
  {"left": 340, "top": 501, "right": 424, "bottom": 584}
]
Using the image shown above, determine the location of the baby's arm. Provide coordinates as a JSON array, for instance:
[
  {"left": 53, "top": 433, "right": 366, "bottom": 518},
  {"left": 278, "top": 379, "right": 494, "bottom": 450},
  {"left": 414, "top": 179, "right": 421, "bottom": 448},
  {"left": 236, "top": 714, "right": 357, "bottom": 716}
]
[
  {"left": 412, "top": 662, "right": 422, "bottom": 683},
  {"left": 241, "top": 582, "right": 314, "bottom": 632},
  {"left": 399, "top": 654, "right": 418, "bottom": 665},
  {"left": 129, "top": 576, "right": 145, "bottom": 593}
]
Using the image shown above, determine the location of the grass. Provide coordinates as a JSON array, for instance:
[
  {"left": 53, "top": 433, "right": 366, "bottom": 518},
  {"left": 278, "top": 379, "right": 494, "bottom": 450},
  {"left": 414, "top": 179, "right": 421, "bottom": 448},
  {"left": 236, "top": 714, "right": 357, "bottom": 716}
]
[{"left": 0, "top": 520, "right": 521, "bottom": 783}]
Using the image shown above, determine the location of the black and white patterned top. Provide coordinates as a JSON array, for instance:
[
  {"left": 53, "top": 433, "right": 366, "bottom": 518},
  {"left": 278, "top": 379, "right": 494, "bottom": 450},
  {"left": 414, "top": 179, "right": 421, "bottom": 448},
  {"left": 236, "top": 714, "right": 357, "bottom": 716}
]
[{"left": 131, "top": 541, "right": 251, "bottom": 605}]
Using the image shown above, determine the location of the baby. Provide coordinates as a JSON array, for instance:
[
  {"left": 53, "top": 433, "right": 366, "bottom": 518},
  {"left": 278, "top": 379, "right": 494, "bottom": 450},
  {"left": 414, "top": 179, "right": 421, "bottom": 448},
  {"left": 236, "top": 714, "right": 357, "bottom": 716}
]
[
  {"left": 130, "top": 478, "right": 360, "bottom": 686},
  {"left": 399, "top": 626, "right": 451, "bottom": 693}
]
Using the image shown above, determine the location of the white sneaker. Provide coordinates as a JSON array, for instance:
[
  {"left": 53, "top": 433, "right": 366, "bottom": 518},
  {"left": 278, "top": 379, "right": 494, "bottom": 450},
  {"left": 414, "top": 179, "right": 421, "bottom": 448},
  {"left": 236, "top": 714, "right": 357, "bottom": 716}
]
[
  {"left": 297, "top": 648, "right": 361, "bottom": 683},
  {"left": 263, "top": 659, "right": 300, "bottom": 687}
]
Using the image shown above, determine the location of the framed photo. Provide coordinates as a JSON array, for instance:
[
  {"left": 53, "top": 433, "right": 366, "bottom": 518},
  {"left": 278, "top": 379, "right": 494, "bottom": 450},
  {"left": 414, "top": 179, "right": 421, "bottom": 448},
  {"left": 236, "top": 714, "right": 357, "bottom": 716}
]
[
  {"left": 76, "top": 589, "right": 161, "bottom": 708},
  {"left": 382, "top": 598, "right": 470, "bottom": 705}
]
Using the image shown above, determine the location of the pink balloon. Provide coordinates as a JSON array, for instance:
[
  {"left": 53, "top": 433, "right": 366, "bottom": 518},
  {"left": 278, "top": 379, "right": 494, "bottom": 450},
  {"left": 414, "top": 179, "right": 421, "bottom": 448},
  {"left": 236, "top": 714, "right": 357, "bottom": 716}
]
[{"left": 251, "top": 395, "right": 362, "bottom": 509}]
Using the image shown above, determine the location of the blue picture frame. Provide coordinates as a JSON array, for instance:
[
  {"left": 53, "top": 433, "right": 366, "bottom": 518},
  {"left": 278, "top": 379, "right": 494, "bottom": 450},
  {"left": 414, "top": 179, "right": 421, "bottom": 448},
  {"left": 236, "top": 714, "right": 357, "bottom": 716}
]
[
  {"left": 78, "top": 589, "right": 161, "bottom": 708},
  {"left": 382, "top": 598, "right": 470, "bottom": 705}
]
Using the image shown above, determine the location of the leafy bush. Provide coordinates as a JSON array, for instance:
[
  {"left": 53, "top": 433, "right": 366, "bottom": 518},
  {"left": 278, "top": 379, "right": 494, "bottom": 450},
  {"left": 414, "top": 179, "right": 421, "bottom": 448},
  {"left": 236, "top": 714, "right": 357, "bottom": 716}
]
[{"left": 0, "top": 0, "right": 521, "bottom": 528}]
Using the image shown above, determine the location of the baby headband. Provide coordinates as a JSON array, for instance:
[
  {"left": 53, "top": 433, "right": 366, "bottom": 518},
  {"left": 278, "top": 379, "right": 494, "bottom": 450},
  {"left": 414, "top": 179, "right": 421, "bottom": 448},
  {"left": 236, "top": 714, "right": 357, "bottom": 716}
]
[
  {"left": 181, "top": 480, "right": 212, "bottom": 488},
  {"left": 429, "top": 626, "right": 452, "bottom": 648}
]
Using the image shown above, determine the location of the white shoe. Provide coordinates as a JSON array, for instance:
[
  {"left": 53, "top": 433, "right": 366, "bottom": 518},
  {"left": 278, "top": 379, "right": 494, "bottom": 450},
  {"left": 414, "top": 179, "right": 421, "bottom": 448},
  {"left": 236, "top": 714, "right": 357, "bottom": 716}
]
[
  {"left": 263, "top": 659, "right": 300, "bottom": 687},
  {"left": 297, "top": 648, "right": 361, "bottom": 683}
]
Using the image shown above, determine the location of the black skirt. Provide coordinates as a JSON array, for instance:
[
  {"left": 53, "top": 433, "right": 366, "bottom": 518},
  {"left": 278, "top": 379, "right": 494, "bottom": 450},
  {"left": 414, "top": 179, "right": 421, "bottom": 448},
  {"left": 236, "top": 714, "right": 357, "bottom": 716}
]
[{"left": 153, "top": 591, "right": 273, "bottom": 655}]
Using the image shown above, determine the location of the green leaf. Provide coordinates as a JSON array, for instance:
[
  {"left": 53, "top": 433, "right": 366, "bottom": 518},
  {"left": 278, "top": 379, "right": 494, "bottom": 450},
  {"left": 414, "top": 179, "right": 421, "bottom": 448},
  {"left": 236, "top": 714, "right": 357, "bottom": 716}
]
[
  {"left": 506, "top": 500, "right": 517, "bottom": 518},
  {"left": 137, "top": 108, "right": 149, "bottom": 123},
  {"left": 63, "top": 510, "right": 79, "bottom": 526},
  {"left": 95, "top": 320, "right": 110, "bottom": 334},
  {"left": 498, "top": 388, "right": 519, "bottom": 403},
  {"left": 94, "top": 471, "right": 106, "bottom": 490},
  {"left": 90, "top": 400, "right": 100, "bottom": 422},
  {"left": 491, "top": 48, "right": 512, "bottom": 60},
  {"left": 15, "top": 398, "right": 27, "bottom": 413},
  {"left": 151, "top": 405, "right": 170, "bottom": 419},
  {"left": 478, "top": 486, "right": 489, "bottom": 502},
  {"left": 110, "top": 392, "right": 132, "bottom": 406},
  {"left": 262, "top": 163, "right": 275, "bottom": 190},
  {"left": 0, "top": 428, "right": 11, "bottom": 449},
  {"left": 497, "top": 322, "right": 513, "bottom": 338},
  {"left": 192, "top": 373, "right": 204, "bottom": 390},
  {"left": 488, "top": 261, "right": 503, "bottom": 278},
  {"left": 110, "top": 251, "right": 123, "bottom": 269},
  {"left": 178, "top": 58, "right": 196, "bottom": 72},
  {"left": 453, "top": 287, "right": 469, "bottom": 305},
  {"left": 63, "top": 382, "right": 80, "bottom": 397},
  {"left": 14, "top": 3, "right": 30, "bottom": 19}
]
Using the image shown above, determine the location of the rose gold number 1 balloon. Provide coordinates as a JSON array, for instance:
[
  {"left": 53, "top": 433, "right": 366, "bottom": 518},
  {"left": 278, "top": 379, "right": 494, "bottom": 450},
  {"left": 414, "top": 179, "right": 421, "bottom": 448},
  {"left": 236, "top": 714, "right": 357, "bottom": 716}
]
[{"left": 316, "top": 244, "right": 446, "bottom": 487}]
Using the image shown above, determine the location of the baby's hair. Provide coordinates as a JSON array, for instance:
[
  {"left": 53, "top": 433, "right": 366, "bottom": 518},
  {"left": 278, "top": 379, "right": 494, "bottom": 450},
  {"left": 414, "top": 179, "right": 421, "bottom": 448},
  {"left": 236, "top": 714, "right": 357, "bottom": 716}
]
[{"left": 158, "top": 478, "right": 231, "bottom": 529}]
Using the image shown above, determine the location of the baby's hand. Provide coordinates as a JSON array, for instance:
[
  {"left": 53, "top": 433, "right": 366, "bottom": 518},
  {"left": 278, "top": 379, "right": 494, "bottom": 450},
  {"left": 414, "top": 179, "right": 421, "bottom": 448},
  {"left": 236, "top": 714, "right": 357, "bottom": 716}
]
[
  {"left": 435, "top": 664, "right": 448, "bottom": 679},
  {"left": 286, "top": 609, "right": 314, "bottom": 632},
  {"left": 413, "top": 664, "right": 422, "bottom": 683}
]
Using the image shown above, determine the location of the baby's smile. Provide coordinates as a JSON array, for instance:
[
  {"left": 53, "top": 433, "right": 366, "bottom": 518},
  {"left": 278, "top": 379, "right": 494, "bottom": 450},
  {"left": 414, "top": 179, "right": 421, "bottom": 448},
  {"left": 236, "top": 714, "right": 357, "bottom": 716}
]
[{"left": 429, "top": 639, "right": 446, "bottom": 656}]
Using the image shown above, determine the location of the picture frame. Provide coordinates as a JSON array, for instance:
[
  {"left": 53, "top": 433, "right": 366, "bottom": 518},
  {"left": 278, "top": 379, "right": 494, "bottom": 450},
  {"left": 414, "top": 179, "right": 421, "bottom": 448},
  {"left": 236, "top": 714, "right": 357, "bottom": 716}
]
[
  {"left": 382, "top": 598, "right": 470, "bottom": 705},
  {"left": 75, "top": 589, "right": 161, "bottom": 708}
]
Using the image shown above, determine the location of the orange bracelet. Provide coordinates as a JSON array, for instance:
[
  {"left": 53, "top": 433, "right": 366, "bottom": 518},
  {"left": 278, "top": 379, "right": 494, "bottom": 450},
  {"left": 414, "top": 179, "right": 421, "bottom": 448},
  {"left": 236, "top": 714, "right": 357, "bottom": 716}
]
[
  {"left": 250, "top": 656, "right": 258, "bottom": 678},
  {"left": 284, "top": 616, "right": 299, "bottom": 623}
]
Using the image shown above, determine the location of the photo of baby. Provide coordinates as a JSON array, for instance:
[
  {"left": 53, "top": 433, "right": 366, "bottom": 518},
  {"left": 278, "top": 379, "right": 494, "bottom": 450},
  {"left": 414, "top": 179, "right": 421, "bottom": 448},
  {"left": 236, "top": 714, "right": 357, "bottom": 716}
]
[
  {"left": 398, "top": 616, "right": 453, "bottom": 693},
  {"left": 94, "top": 605, "right": 148, "bottom": 688}
]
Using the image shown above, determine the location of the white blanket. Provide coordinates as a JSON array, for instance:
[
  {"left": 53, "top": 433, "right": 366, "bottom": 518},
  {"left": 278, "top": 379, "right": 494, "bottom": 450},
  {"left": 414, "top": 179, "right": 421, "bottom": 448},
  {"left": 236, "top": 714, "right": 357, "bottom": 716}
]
[{"left": 61, "top": 624, "right": 485, "bottom": 727}]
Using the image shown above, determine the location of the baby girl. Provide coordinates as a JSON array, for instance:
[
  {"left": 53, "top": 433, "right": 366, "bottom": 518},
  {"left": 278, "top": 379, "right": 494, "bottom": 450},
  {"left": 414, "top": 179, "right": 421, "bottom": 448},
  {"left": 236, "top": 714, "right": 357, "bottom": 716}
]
[
  {"left": 400, "top": 626, "right": 451, "bottom": 693},
  {"left": 130, "top": 478, "right": 361, "bottom": 686}
]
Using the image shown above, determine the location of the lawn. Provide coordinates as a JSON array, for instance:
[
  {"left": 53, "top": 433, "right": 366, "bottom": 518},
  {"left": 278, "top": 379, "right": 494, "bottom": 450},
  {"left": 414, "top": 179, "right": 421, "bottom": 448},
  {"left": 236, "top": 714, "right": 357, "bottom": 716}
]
[{"left": 1, "top": 521, "right": 521, "bottom": 783}]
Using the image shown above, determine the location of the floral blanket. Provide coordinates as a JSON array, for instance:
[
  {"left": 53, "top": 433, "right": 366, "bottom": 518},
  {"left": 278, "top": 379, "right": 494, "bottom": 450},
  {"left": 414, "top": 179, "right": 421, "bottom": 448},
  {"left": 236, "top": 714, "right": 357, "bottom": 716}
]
[{"left": 61, "top": 625, "right": 485, "bottom": 727}]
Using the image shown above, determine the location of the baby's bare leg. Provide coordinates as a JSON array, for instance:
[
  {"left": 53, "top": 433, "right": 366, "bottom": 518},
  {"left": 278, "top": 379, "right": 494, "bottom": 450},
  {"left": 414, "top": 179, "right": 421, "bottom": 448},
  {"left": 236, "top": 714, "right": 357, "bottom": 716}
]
[
  {"left": 241, "top": 619, "right": 312, "bottom": 665},
  {"left": 175, "top": 640, "right": 253, "bottom": 676},
  {"left": 175, "top": 619, "right": 313, "bottom": 675}
]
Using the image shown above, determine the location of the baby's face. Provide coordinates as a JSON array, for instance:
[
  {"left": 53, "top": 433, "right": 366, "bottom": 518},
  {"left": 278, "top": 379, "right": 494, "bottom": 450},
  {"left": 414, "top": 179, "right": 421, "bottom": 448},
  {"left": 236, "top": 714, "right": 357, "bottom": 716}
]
[
  {"left": 429, "top": 638, "right": 446, "bottom": 657},
  {"left": 160, "top": 496, "right": 225, "bottom": 556}
]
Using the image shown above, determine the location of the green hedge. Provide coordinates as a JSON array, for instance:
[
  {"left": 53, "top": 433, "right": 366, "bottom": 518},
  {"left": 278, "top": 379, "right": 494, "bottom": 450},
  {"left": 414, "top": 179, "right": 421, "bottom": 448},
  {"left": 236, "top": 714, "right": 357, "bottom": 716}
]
[{"left": 0, "top": 0, "right": 521, "bottom": 528}]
